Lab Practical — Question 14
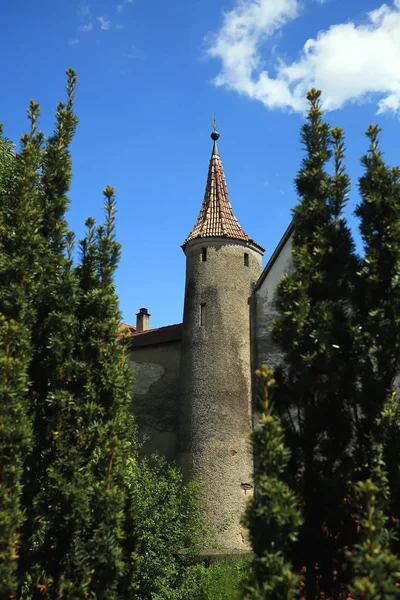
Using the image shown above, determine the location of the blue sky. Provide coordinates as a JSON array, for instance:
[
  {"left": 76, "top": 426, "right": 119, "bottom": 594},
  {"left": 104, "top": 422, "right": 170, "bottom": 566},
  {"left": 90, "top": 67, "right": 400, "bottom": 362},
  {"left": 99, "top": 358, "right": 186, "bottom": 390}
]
[{"left": 1, "top": 0, "right": 400, "bottom": 328}]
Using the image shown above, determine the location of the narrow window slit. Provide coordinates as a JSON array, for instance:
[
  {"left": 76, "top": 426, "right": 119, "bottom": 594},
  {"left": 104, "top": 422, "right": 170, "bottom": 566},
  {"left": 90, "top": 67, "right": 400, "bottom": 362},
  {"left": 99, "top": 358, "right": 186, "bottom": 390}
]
[
  {"left": 202, "top": 248, "right": 207, "bottom": 262},
  {"left": 244, "top": 252, "right": 249, "bottom": 266},
  {"left": 200, "top": 303, "right": 206, "bottom": 327}
]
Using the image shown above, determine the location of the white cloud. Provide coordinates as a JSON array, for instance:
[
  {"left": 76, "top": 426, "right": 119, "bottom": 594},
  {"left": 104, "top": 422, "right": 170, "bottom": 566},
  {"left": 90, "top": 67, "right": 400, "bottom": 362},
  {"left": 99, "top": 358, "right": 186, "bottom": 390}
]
[
  {"left": 98, "top": 16, "right": 111, "bottom": 30},
  {"left": 116, "top": 0, "right": 133, "bottom": 13},
  {"left": 79, "top": 22, "right": 93, "bottom": 32},
  {"left": 207, "top": 0, "right": 400, "bottom": 114},
  {"left": 68, "top": 38, "right": 80, "bottom": 45}
]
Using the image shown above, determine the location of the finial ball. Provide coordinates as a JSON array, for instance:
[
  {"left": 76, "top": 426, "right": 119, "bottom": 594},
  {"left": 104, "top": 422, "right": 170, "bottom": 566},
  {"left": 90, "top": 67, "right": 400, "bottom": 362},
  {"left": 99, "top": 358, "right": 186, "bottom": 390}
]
[{"left": 211, "top": 130, "right": 220, "bottom": 141}]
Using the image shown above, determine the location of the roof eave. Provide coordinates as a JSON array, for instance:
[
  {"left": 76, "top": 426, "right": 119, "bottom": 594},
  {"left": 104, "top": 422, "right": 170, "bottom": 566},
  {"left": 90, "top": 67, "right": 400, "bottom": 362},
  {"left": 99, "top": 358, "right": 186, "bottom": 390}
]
[{"left": 181, "top": 235, "right": 265, "bottom": 255}]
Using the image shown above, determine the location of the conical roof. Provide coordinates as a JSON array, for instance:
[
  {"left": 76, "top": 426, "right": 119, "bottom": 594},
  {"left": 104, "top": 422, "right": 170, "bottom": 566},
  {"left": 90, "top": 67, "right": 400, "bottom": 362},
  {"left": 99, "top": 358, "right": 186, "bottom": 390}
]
[{"left": 182, "top": 131, "right": 264, "bottom": 252}]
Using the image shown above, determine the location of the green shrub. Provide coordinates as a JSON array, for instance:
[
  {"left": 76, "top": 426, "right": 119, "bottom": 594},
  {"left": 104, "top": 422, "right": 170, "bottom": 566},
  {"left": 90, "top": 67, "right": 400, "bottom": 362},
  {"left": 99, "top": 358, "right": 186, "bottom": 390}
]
[{"left": 180, "top": 557, "right": 251, "bottom": 600}]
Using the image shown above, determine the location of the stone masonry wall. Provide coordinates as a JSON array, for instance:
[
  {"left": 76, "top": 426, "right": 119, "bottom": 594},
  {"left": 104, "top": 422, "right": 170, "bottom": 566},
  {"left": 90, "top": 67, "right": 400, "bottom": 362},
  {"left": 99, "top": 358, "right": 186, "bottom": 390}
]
[
  {"left": 179, "top": 239, "right": 263, "bottom": 549},
  {"left": 128, "top": 341, "right": 181, "bottom": 461}
]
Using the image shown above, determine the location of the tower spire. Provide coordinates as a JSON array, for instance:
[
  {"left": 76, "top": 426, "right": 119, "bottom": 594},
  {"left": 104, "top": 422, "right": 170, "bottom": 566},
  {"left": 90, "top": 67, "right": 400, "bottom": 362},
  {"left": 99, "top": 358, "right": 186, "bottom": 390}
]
[
  {"left": 211, "top": 114, "right": 220, "bottom": 156},
  {"left": 182, "top": 124, "right": 264, "bottom": 252}
]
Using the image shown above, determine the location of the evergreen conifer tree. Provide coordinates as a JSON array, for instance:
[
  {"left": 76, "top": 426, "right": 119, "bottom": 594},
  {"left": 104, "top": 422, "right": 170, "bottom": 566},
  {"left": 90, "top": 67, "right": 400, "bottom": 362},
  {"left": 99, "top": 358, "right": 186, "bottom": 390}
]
[
  {"left": 349, "top": 477, "right": 400, "bottom": 600},
  {"left": 348, "top": 416, "right": 400, "bottom": 600},
  {"left": 0, "top": 111, "right": 44, "bottom": 598},
  {"left": 354, "top": 125, "right": 400, "bottom": 536},
  {"left": 243, "top": 365, "right": 302, "bottom": 600},
  {"left": 0, "top": 127, "right": 15, "bottom": 195},
  {"left": 272, "top": 90, "right": 359, "bottom": 599},
  {"left": 71, "top": 186, "right": 137, "bottom": 599},
  {"left": 0, "top": 70, "right": 203, "bottom": 599},
  {"left": 16, "top": 70, "right": 94, "bottom": 599}
]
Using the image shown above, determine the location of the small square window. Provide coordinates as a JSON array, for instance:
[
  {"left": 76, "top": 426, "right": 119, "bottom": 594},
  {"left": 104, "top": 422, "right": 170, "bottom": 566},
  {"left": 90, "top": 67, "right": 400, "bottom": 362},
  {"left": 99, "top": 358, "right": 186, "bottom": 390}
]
[
  {"left": 244, "top": 252, "right": 249, "bottom": 266},
  {"left": 202, "top": 248, "right": 207, "bottom": 262}
]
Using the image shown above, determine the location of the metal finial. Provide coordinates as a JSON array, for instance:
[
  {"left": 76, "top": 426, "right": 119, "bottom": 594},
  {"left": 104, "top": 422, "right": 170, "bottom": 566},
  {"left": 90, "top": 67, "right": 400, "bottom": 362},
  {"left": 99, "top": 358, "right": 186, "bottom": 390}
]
[{"left": 211, "top": 114, "right": 220, "bottom": 141}]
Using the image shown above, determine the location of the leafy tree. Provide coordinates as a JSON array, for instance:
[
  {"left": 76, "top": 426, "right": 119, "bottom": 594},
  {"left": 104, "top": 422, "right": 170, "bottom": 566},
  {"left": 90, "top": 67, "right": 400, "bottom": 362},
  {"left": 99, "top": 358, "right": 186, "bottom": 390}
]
[
  {"left": 272, "top": 90, "right": 359, "bottom": 599},
  {"left": 123, "top": 454, "right": 203, "bottom": 600},
  {"left": 243, "top": 365, "right": 302, "bottom": 600}
]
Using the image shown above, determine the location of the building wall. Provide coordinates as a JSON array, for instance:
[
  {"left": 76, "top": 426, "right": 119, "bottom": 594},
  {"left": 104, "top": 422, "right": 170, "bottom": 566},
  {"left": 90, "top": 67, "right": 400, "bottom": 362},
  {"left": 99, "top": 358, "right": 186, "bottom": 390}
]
[
  {"left": 253, "top": 232, "right": 294, "bottom": 381},
  {"left": 128, "top": 341, "right": 181, "bottom": 461},
  {"left": 125, "top": 227, "right": 294, "bottom": 549},
  {"left": 179, "top": 238, "right": 263, "bottom": 549}
]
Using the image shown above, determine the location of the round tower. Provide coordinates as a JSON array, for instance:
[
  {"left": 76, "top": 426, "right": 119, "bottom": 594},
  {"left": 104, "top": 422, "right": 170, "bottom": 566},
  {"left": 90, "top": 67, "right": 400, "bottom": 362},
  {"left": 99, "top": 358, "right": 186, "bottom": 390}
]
[{"left": 178, "top": 127, "right": 264, "bottom": 549}]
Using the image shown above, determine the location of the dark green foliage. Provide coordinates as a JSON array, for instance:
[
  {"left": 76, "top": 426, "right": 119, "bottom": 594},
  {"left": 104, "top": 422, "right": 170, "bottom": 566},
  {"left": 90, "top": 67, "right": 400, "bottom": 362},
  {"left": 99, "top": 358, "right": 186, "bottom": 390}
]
[
  {"left": 181, "top": 557, "right": 251, "bottom": 600},
  {"left": 243, "top": 365, "right": 302, "bottom": 600},
  {"left": 0, "top": 317, "right": 31, "bottom": 598},
  {"left": 0, "top": 70, "right": 203, "bottom": 599},
  {"left": 272, "top": 90, "right": 359, "bottom": 598},
  {"left": 0, "top": 127, "right": 15, "bottom": 196},
  {"left": 348, "top": 436, "right": 400, "bottom": 600},
  {"left": 355, "top": 125, "right": 400, "bottom": 419},
  {"left": 17, "top": 69, "right": 92, "bottom": 599},
  {"left": 70, "top": 187, "right": 138, "bottom": 599},
  {"left": 354, "top": 125, "right": 400, "bottom": 532},
  {"left": 249, "top": 94, "right": 400, "bottom": 599},
  {"left": 0, "top": 110, "right": 43, "bottom": 599},
  {"left": 123, "top": 454, "right": 203, "bottom": 599}
]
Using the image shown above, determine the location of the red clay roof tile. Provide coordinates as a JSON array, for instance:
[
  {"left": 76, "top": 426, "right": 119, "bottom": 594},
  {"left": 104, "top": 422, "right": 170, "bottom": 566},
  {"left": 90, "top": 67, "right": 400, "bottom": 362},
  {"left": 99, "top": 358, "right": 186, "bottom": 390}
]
[
  {"left": 128, "top": 323, "right": 182, "bottom": 348},
  {"left": 182, "top": 139, "right": 264, "bottom": 252}
]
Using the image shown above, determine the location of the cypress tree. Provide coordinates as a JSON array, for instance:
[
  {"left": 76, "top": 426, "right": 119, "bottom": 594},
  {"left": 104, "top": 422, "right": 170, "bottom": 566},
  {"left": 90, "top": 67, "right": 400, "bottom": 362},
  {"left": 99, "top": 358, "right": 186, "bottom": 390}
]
[
  {"left": 243, "top": 365, "right": 302, "bottom": 600},
  {"left": 354, "top": 125, "right": 400, "bottom": 533},
  {"left": 348, "top": 407, "right": 400, "bottom": 600},
  {"left": 0, "top": 318, "right": 31, "bottom": 598},
  {"left": 72, "top": 186, "right": 136, "bottom": 599},
  {"left": 349, "top": 477, "right": 400, "bottom": 600},
  {"left": 74, "top": 188, "right": 204, "bottom": 600},
  {"left": 17, "top": 70, "right": 89, "bottom": 599},
  {"left": 0, "top": 110, "right": 43, "bottom": 597},
  {"left": 0, "top": 68, "right": 208, "bottom": 599},
  {"left": 272, "top": 90, "right": 359, "bottom": 599},
  {"left": 18, "top": 77, "right": 136, "bottom": 599}
]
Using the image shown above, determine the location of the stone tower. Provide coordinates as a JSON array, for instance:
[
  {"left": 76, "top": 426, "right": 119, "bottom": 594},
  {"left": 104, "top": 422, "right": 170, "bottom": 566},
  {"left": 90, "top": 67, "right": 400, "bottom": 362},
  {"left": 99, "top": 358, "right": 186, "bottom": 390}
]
[{"left": 178, "top": 127, "right": 265, "bottom": 549}]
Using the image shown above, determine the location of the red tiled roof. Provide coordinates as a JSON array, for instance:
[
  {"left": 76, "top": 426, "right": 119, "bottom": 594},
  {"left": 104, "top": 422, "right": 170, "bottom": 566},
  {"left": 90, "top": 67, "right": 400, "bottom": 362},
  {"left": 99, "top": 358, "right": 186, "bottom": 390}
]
[
  {"left": 182, "top": 139, "right": 264, "bottom": 252},
  {"left": 119, "top": 322, "right": 137, "bottom": 335},
  {"left": 128, "top": 323, "right": 182, "bottom": 348}
]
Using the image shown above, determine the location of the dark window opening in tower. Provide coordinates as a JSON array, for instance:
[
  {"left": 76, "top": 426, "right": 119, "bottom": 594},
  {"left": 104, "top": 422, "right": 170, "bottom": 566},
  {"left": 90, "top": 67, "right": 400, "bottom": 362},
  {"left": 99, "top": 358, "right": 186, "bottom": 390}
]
[
  {"left": 244, "top": 252, "right": 249, "bottom": 266},
  {"left": 200, "top": 303, "right": 206, "bottom": 327},
  {"left": 201, "top": 247, "right": 207, "bottom": 262}
]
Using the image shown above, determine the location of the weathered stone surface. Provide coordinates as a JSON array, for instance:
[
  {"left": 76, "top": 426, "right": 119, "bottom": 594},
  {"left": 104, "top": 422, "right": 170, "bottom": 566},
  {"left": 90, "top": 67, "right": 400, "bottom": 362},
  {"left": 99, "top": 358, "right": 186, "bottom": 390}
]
[
  {"left": 128, "top": 341, "right": 181, "bottom": 462},
  {"left": 179, "top": 238, "right": 263, "bottom": 549}
]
